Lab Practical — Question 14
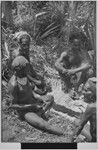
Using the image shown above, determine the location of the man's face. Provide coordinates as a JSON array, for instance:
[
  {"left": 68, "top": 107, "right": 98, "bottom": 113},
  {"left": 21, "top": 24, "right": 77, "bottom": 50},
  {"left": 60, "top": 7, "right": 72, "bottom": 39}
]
[
  {"left": 20, "top": 35, "right": 30, "bottom": 50},
  {"left": 83, "top": 80, "right": 96, "bottom": 102},
  {"left": 72, "top": 39, "right": 80, "bottom": 50},
  {"left": 16, "top": 67, "right": 27, "bottom": 78}
]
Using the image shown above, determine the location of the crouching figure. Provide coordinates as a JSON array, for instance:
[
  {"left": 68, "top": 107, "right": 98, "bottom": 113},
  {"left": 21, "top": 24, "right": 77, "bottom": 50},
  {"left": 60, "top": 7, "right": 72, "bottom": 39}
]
[{"left": 71, "top": 77, "right": 96, "bottom": 142}]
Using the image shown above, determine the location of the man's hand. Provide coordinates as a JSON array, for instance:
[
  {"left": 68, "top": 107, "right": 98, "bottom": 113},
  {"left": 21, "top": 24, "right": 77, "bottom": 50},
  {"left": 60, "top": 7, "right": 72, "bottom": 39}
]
[{"left": 62, "top": 69, "right": 68, "bottom": 75}]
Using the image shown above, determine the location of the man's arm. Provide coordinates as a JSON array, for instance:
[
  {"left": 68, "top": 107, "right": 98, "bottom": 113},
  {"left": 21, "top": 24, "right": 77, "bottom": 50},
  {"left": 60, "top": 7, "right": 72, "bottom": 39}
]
[
  {"left": 68, "top": 62, "right": 91, "bottom": 75},
  {"left": 27, "top": 74, "right": 42, "bottom": 86},
  {"left": 9, "top": 104, "right": 31, "bottom": 110},
  {"left": 29, "top": 64, "right": 44, "bottom": 81},
  {"left": 9, "top": 104, "right": 42, "bottom": 111},
  {"left": 72, "top": 104, "right": 94, "bottom": 142},
  {"left": 8, "top": 75, "right": 17, "bottom": 94},
  {"left": 32, "top": 91, "right": 44, "bottom": 102},
  {"left": 74, "top": 107, "right": 91, "bottom": 136},
  {"left": 68, "top": 51, "right": 91, "bottom": 75},
  {"left": 8, "top": 75, "right": 19, "bottom": 104},
  {"left": 29, "top": 64, "right": 40, "bottom": 79},
  {"left": 55, "top": 52, "right": 68, "bottom": 74},
  {"left": 34, "top": 86, "right": 47, "bottom": 95}
]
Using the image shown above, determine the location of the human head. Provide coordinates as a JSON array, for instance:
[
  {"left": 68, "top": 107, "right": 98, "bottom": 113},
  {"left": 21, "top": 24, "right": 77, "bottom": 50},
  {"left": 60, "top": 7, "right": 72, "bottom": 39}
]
[
  {"left": 12, "top": 56, "right": 29, "bottom": 78},
  {"left": 14, "top": 31, "right": 31, "bottom": 60},
  {"left": 72, "top": 38, "right": 81, "bottom": 50},
  {"left": 84, "top": 77, "right": 96, "bottom": 93},
  {"left": 19, "top": 34, "right": 31, "bottom": 50},
  {"left": 14, "top": 31, "right": 31, "bottom": 44},
  {"left": 69, "top": 31, "right": 87, "bottom": 51},
  {"left": 83, "top": 77, "right": 96, "bottom": 102}
]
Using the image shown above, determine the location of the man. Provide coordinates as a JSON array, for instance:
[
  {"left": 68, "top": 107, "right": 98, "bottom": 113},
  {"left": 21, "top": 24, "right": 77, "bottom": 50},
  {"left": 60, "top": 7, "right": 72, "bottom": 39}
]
[
  {"left": 8, "top": 56, "right": 54, "bottom": 117},
  {"left": 55, "top": 32, "right": 93, "bottom": 93},
  {"left": 12, "top": 31, "right": 45, "bottom": 88},
  {"left": 71, "top": 77, "right": 96, "bottom": 142},
  {"left": 7, "top": 56, "right": 64, "bottom": 135}
]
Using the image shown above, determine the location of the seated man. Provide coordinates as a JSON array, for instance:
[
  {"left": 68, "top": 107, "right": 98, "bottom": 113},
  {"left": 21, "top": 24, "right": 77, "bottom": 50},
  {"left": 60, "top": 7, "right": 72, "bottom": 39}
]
[
  {"left": 8, "top": 56, "right": 54, "bottom": 120},
  {"left": 71, "top": 77, "right": 96, "bottom": 142},
  {"left": 11, "top": 31, "right": 43, "bottom": 88},
  {"left": 8, "top": 56, "right": 65, "bottom": 135},
  {"left": 55, "top": 32, "right": 93, "bottom": 93},
  {"left": 8, "top": 56, "right": 64, "bottom": 136}
]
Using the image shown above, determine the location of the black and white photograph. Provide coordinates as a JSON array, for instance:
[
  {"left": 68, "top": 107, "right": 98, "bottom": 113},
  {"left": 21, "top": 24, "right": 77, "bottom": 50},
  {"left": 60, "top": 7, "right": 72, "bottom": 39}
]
[{"left": 1, "top": 1, "right": 97, "bottom": 145}]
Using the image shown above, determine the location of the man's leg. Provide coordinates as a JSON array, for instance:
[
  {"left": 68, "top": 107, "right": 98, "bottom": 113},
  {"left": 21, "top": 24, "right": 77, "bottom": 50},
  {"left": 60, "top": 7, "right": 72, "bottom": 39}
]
[
  {"left": 60, "top": 74, "right": 71, "bottom": 93},
  {"left": 74, "top": 71, "right": 86, "bottom": 92},
  {"left": 24, "top": 112, "right": 64, "bottom": 135},
  {"left": 71, "top": 105, "right": 92, "bottom": 142},
  {"left": 75, "top": 68, "right": 94, "bottom": 92},
  {"left": 34, "top": 94, "right": 54, "bottom": 120}
]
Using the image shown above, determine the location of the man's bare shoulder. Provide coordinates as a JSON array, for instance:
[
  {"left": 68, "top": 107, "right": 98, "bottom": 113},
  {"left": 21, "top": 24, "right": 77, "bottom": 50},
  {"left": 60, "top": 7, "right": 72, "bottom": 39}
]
[
  {"left": 85, "top": 103, "right": 96, "bottom": 117},
  {"left": 8, "top": 75, "right": 17, "bottom": 93},
  {"left": 55, "top": 51, "right": 68, "bottom": 66},
  {"left": 60, "top": 51, "right": 68, "bottom": 58},
  {"left": 8, "top": 75, "right": 16, "bottom": 85},
  {"left": 57, "top": 51, "right": 67, "bottom": 61}
]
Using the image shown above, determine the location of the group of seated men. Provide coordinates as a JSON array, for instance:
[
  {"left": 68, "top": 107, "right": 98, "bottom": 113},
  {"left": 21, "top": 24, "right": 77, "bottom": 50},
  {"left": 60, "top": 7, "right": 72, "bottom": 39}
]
[{"left": 8, "top": 31, "right": 96, "bottom": 142}]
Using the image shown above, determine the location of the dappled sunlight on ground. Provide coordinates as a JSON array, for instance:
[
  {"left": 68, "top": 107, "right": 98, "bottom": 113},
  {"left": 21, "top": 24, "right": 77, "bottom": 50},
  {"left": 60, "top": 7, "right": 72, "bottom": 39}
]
[{"left": 48, "top": 78, "right": 87, "bottom": 122}]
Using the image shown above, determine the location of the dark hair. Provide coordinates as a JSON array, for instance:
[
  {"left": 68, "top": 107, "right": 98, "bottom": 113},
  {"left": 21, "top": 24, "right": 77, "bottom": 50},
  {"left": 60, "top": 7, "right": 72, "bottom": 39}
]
[{"left": 12, "top": 56, "right": 29, "bottom": 72}]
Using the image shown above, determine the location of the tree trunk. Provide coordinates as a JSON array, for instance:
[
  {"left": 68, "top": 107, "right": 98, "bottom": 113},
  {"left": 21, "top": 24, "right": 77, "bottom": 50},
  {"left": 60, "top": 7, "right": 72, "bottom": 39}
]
[{"left": 1, "top": 1, "right": 13, "bottom": 27}]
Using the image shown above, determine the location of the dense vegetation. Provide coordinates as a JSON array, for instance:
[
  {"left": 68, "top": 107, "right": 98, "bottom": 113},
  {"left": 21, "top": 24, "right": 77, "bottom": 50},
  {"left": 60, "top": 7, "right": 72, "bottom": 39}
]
[{"left": 2, "top": 1, "right": 96, "bottom": 76}]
